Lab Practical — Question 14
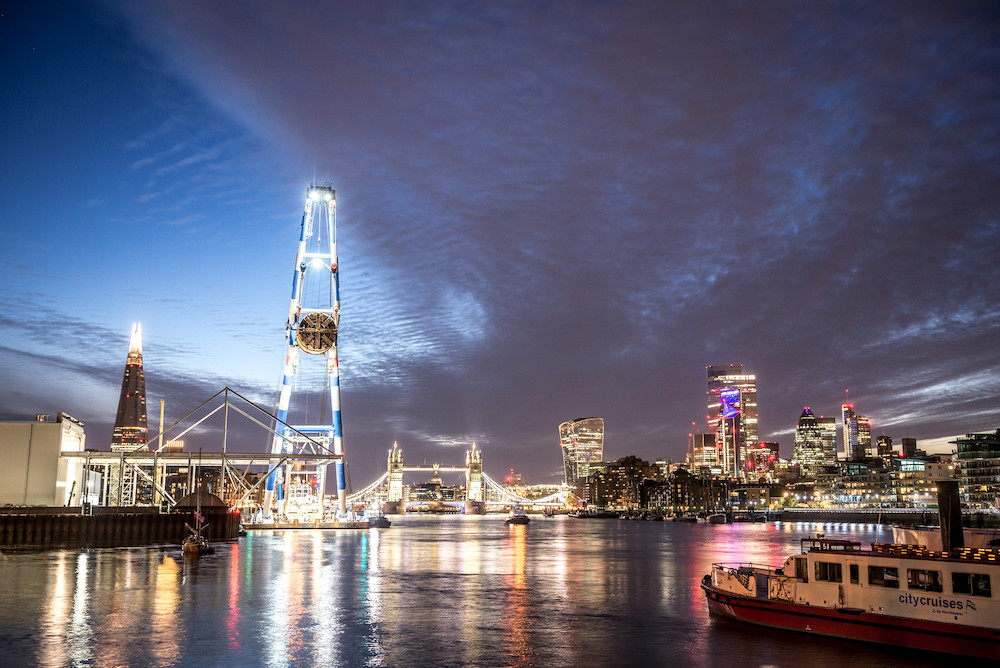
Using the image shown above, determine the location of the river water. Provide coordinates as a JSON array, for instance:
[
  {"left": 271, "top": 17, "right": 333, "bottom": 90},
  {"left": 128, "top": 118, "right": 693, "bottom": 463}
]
[{"left": 0, "top": 516, "right": 961, "bottom": 667}]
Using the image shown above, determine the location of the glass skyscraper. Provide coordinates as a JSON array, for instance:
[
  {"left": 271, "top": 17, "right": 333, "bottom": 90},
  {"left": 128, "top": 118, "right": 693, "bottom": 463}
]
[
  {"left": 842, "top": 403, "right": 871, "bottom": 461},
  {"left": 706, "top": 365, "right": 758, "bottom": 477},
  {"left": 792, "top": 408, "right": 836, "bottom": 475},
  {"left": 111, "top": 322, "right": 148, "bottom": 453},
  {"left": 559, "top": 417, "right": 605, "bottom": 485}
]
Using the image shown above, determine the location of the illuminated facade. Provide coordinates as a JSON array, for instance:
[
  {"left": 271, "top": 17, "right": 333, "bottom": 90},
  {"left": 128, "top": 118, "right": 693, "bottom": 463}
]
[
  {"left": 706, "top": 365, "right": 758, "bottom": 477},
  {"left": 690, "top": 432, "right": 718, "bottom": 473},
  {"left": 746, "top": 441, "right": 779, "bottom": 477},
  {"left": 108, "top": 323, "right": 148, "bottom": 506},
  {"left": 792, "top": 408, "right": 835, "bottom": 476},
  {"left": 818, "top": 416, "right": 837, "bottom": 463},
  {"left": 842, "top": 403, "right": 872, "bottom": 461},
  {"left": 110, "top": 323, "right": 148, "bottom": 453},
  {"left": 559, "top": 417, "right": 605, "bottom": 485},
  {"left": 954, "top": 429, "right": 1000, "bottom": 508}
]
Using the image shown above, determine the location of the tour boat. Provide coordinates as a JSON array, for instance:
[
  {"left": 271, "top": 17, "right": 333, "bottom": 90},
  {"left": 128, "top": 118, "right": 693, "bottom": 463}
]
[
  {"left": 702, "top": 535, "right": 1000, "bottom": 659},
  {"left": 506, "top": 505, "right": 530, "bottom": 525}
]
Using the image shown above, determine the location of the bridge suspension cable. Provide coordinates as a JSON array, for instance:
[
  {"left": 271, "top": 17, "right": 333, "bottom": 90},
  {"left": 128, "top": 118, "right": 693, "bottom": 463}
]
[{"left": 346, "top": 472, "right": 388, "bottom": 504}]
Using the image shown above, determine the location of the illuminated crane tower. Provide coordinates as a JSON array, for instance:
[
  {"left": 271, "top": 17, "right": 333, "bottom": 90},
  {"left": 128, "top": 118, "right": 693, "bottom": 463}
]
[{"left": 261, "top": 183, "right": 347, "bottom": 520}]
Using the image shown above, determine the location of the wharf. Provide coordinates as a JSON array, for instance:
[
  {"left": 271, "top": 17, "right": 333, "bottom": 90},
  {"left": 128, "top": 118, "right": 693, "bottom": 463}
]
[{"left": 0, "top": 506, "right": 241, "bottom": 548}]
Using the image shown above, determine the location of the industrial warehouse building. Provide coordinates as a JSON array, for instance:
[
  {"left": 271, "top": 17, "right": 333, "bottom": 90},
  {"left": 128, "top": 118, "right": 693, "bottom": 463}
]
[{"left": 0, "top": 413, "right": 87, "bottom": 506}]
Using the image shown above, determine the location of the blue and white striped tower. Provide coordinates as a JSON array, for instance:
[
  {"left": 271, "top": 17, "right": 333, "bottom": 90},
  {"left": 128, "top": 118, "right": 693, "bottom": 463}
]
[{"left": 262, "top": 183, "right": 347, "bottom": 519}]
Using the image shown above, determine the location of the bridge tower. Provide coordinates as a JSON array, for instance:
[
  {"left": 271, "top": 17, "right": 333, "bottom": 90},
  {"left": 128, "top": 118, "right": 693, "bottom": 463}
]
[
  {"left": 261, "top": 183, "right": 347, "bottom": 520},
  {"left": 466, "top": 442, "right": 483, "bottom": 502},
  {"left": 387, "top": 442, "right": 404, "bottom": 504}
]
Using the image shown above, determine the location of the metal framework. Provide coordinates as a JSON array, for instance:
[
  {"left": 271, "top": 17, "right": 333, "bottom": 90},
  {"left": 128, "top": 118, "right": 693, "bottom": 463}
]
[
  {"left": 65, "top": 387, "right": 341, "bottom": 511},
  {"left": 261, "top": 183, "right": 348, "bottom": 520}
]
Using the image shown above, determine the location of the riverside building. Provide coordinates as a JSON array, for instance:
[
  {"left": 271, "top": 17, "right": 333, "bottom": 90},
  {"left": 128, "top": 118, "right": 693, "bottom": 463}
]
[{"left": 954, "top": 429, "right": 1000, "bottom": 508}]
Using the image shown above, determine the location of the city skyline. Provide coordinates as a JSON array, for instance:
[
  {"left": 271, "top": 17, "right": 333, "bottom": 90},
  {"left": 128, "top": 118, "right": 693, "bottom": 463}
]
[{"left": 2, "top": 2, "right": 998, "bottom": 485}]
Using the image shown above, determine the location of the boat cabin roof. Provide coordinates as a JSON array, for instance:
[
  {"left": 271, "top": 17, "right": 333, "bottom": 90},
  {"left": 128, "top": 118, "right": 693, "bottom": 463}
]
[
  {"left": 801, "top": 538, "right": 1000, "bottom": 565},
  {"left": 800, "top": 537, "right": 862, "bottom": 553}
]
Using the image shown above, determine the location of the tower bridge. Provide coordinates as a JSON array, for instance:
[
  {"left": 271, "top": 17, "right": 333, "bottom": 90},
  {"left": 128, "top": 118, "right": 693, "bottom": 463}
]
[{"left": 346, "top": 442, "right": 570, "bottom": 512}]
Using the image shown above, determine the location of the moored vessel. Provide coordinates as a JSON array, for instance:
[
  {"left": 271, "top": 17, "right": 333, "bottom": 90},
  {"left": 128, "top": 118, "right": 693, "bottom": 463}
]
[
  {"left": 506, "top": 505, "right": 530, "bottom": 525},
  {"left": 366, "top": 504, "right": 391, "bottom": 528},
  {"left": 702, "top": 535, "right": 1000, "bottom": 659}
]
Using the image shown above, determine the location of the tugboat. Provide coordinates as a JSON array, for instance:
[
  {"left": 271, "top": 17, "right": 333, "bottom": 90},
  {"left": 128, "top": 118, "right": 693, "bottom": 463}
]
[{"left": 506, "top": 505, "right": 530, "bottom": 525}]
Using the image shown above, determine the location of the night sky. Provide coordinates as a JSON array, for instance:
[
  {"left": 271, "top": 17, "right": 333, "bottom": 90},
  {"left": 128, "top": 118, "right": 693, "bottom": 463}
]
[{"left": 1, "top": 1, "right": 998, "bottom": 485}]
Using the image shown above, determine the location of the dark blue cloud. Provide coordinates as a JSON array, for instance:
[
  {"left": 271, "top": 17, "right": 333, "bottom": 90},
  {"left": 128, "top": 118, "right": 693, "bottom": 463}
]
[{"left": 1, "top": 1, "right": 998, "bottom": 484}]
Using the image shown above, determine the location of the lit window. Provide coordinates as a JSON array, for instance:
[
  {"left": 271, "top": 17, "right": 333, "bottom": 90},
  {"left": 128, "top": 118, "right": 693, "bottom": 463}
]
[{"left": 907, "top": 569, "right": 942, "bottom": 592}]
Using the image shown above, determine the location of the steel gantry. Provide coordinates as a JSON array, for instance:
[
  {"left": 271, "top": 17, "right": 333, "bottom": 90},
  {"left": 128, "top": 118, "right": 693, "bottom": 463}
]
[{"left": 262, "top": 183, "right": 348, "bottom": 521}]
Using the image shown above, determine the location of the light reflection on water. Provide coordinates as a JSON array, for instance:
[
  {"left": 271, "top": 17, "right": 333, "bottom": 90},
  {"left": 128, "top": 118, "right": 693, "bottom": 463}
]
[{"left": 0, "top": 518, "right": 952, "bottom": 667}]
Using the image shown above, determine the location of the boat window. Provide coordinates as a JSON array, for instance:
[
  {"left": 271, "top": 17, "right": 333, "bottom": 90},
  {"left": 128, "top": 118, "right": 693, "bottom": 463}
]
[
  {"left": 795, "top": 557, "right": 808, "bottom": 582},
  {"left": 952, "top": 572, "right": 992, "bottom": 597},
  {"left": 907, "top": 569, "right": 942, "bottom": 592},
  {"left": 849, "top": 564, "right": 859, "bottom": 584},
  {"left": 868, "top": 565, "right": 900, "bottom": 588},
  {"left": 815, "top": 561, "right": 842, "bottom": 583}
]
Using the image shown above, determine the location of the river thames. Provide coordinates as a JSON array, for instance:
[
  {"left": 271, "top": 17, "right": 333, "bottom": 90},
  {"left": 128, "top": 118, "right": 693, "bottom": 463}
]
[{"left": 0, "top": 516, "right": 964, "bottom": 667}]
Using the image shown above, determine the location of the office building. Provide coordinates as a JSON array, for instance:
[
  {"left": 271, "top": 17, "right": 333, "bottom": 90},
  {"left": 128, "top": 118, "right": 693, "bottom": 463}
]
[
  {"left": 690, "top": 432, "right": 718, "bottom": 473},
  {"left": 953, "top": 429, "right": 1000, "bottom": 508},
  {"left": 110, "top": 323, "right": 148, "bottom": 453},
  {"left": 707, "top": 365, "right": 758, "bottom": 477},
  {"left": 842, "top": 402, "right": 872, "bottom": 461},
  {"left": 559, "top": 417, "right": 605, "bottom": 486},
  {"left": 818, "top": 415, "right": 838, "bottom": 463},
  {"left": 792, "top": 408, "right": 833, "bottom": 476}
]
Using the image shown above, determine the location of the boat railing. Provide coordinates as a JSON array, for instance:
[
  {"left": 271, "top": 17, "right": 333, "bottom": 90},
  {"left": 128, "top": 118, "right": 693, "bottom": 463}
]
[
  {"left": 712, "top": 562, "right": 783, "bottom": 578},
  {"left": 801, "top": 537, "right": 862, "bottom": 552},
  {"left": 712, "top": 562, "right": 784, "bottom": 591}
]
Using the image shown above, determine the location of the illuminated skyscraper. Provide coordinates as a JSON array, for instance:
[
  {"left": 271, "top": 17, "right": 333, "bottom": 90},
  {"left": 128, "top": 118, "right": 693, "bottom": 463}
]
[
  {"left": 690, "top": 432, "right": 718, "bottom": 473},
  {"left": 818, "top": 415, "right": 838, "bottom": 463},
  {"left": 559, "top": 417, "right": 605, "bottom": 485},
  {"left": 792, "top": 408, "right": 835, "bottom": 476},
  {"left": 707, "top": 365, "right": 758, "bottom": 477},
  {"left": 110, "top": 323, "right": 148, "bottom": 453},
  {"left": 108, "top": 323, "right": 148, "bottom": 506},
  {"left": 858, "top": 416, "right": 872, "bottom": 457},
  {"left": 842, "top": 403, "right": 872, "bottom": 461}
]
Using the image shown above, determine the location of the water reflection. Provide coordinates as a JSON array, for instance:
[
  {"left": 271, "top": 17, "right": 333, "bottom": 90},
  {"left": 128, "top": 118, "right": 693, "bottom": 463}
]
[
  {"left": 152, "top": 554, "right": 180, "bottom": 664},
  {"left": 502, "top": 525, "right": 532, "bottom": 666},
  {"left": 1, "top": 519, "right": 955, "bottom": 667}
]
